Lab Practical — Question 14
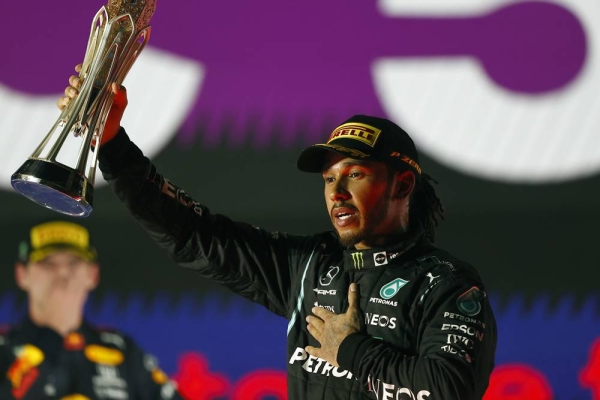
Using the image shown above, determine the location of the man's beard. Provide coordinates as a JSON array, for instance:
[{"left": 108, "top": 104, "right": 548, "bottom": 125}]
[{"left": 336, "top": 187, "right": 393, "bottom": 248}]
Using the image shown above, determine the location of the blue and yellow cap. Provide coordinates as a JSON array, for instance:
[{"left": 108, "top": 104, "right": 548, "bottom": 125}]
[{"left": 18, "top": 221, "right": 97, "bottom": 263}]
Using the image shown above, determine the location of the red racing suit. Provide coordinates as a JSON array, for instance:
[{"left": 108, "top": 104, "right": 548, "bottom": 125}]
[{"left": 98, "top": 129, "right": 497, "bottom": 400}]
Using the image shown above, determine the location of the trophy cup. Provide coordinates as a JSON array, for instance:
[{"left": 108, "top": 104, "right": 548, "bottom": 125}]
[{"left": 10, "top": 0, "right": 156, "bottom": 217}]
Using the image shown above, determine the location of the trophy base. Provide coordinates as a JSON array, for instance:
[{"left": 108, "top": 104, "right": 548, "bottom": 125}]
[{"left": 11, "top": 159, "right": 94, "bottom": 218}]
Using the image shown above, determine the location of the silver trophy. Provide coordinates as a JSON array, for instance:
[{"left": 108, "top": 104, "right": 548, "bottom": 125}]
[{"left": 11, "top": 0, "right": 156, "bottom": 217}]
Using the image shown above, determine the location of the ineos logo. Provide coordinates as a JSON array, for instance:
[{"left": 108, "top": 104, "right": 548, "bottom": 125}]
[
  {"left": 365, "top": 313, "right": 397, "bottom": 329},
  {"left": 319, "top": 266, "right": 340, "bottom": 286},
  {"left": 369, "top": 375, "right": 431, "bottom": 399}
]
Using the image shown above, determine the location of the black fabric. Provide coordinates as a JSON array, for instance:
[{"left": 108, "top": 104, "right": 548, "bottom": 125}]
[
  {"left": 337, "top": 332, "right": 372, "bottom": 370},
  {"left": 297, "top": 115, "right": 422, "bottom": 175},
  {"left": 19, "top": 318, "right": 64, "bottom": 364},
  {"left": 98, "top": 129, "right": 497, "bottom": 400},
  {"left": 0, "top": 317, "right": 182, "bottom": 399}
]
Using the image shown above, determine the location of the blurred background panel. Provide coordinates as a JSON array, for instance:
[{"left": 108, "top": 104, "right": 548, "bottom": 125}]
[{"left": 1, "top": 0, "right": 599, "bottom": 398}]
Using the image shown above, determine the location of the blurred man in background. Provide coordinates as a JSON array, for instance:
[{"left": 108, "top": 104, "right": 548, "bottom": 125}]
[
  {"left": 0, "top": 221, "right": 183, "bottom": 400},
  {"left": 59, "top": 69, "right": 497, "bottom": 399}
]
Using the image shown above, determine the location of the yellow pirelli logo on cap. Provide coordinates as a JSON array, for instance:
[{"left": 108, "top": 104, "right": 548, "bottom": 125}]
[
  {"left": 327, "top": 123, "right": 382, "bottom": 147},
  {"left": 30, "top": 222, "right": 89, "bottom": 249}
]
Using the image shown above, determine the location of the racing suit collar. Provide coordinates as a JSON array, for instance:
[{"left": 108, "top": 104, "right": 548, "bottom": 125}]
[
  {"left": 22, "top": 315, "right": 90, "bottom": 339},
  {"left": 343, "top": 226, "right": 428, "bottom": 270}
]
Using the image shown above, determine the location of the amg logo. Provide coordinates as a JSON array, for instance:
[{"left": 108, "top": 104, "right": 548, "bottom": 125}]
[
  {"left": 328, "top": 123, "right": 382, "bottom": 147},
  {"left": 313, "top": 289, "right": 337, "bottom": 296}
]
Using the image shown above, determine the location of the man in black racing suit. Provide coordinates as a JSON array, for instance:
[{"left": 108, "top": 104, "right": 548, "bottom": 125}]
[{"left": 59, "top": 78, "right": 497, "bottom": 399}]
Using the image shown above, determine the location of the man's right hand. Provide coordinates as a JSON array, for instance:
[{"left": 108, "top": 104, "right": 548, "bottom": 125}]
[{"left": 56, "top": 64, "right": 129, "bottom": 146}]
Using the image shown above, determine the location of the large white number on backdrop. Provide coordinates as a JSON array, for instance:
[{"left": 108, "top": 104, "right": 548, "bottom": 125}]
[
  {"left": 380, "top": 0, "right": 506, "bottom": 15},
  {"left": 375, "top": 0, "right": 598, "bottom": 183},
  {"left": 0, "top": 47, "right": 203, "bottom": 191}
]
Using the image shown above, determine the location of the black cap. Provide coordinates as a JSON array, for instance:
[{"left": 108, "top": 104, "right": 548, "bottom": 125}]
[
  {"left": 297, "top": 115, "right": 422, "bottom": 175},
  {"left": 18, "top": 221, "right": 97, "bottom": 264}
]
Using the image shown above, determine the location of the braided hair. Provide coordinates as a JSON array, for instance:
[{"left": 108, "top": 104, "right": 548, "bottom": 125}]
[
  {"left": 410, "top": 173, "right": 445, "bottom": 242},
  {"left": 386, "top": 165, "right": 444, "bottom": 241}
]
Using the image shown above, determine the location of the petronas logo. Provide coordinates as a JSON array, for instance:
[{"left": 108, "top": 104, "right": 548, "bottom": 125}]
[
  {"left": 456, "top": 287, "right": 486, "bottom": 316},
  {"left": 351, "top": 252, "right": 364, "bottom": 269},
  {"left": 380, "top": 278, "right": 409, "bottom": 299}
]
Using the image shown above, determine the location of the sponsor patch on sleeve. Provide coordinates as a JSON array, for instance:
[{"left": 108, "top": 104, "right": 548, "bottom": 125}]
[{"left": 456, "top": 286, "right": 486, "bottom": 317}]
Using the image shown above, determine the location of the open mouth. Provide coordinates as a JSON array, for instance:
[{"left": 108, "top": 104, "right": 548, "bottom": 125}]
[
  {"left": 336, "top": 212, "right": 353, "bottom": 220},
  {"left": 332, "top": 206, "right": 357, "bottom": 226}
]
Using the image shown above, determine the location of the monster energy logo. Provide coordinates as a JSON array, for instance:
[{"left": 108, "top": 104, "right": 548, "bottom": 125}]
[
  {"left": 380, "top": 278, "right": 409, "bottom": 299},
  {"left": 351, "top": 252, "right": 364, "bottom": 269}
]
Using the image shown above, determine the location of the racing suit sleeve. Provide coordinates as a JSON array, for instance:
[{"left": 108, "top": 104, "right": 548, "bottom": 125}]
[
  {"left": 337, "top": 279, "right": 497, "bottom": 400},
  {"left": 0, "top": 342, "right": 16, "bottom": 398},
  {"left": 0, "top": 337, "right": 63, "bottom": 399},
  {"left": 0, "top": 359, "right": 38, "bottom": 400},
  {"left": 126, "top": 337, "right": 184, "bottom": 400},
  {"left": 98, "top": 128, "right": 317, "bottom": 317}
]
